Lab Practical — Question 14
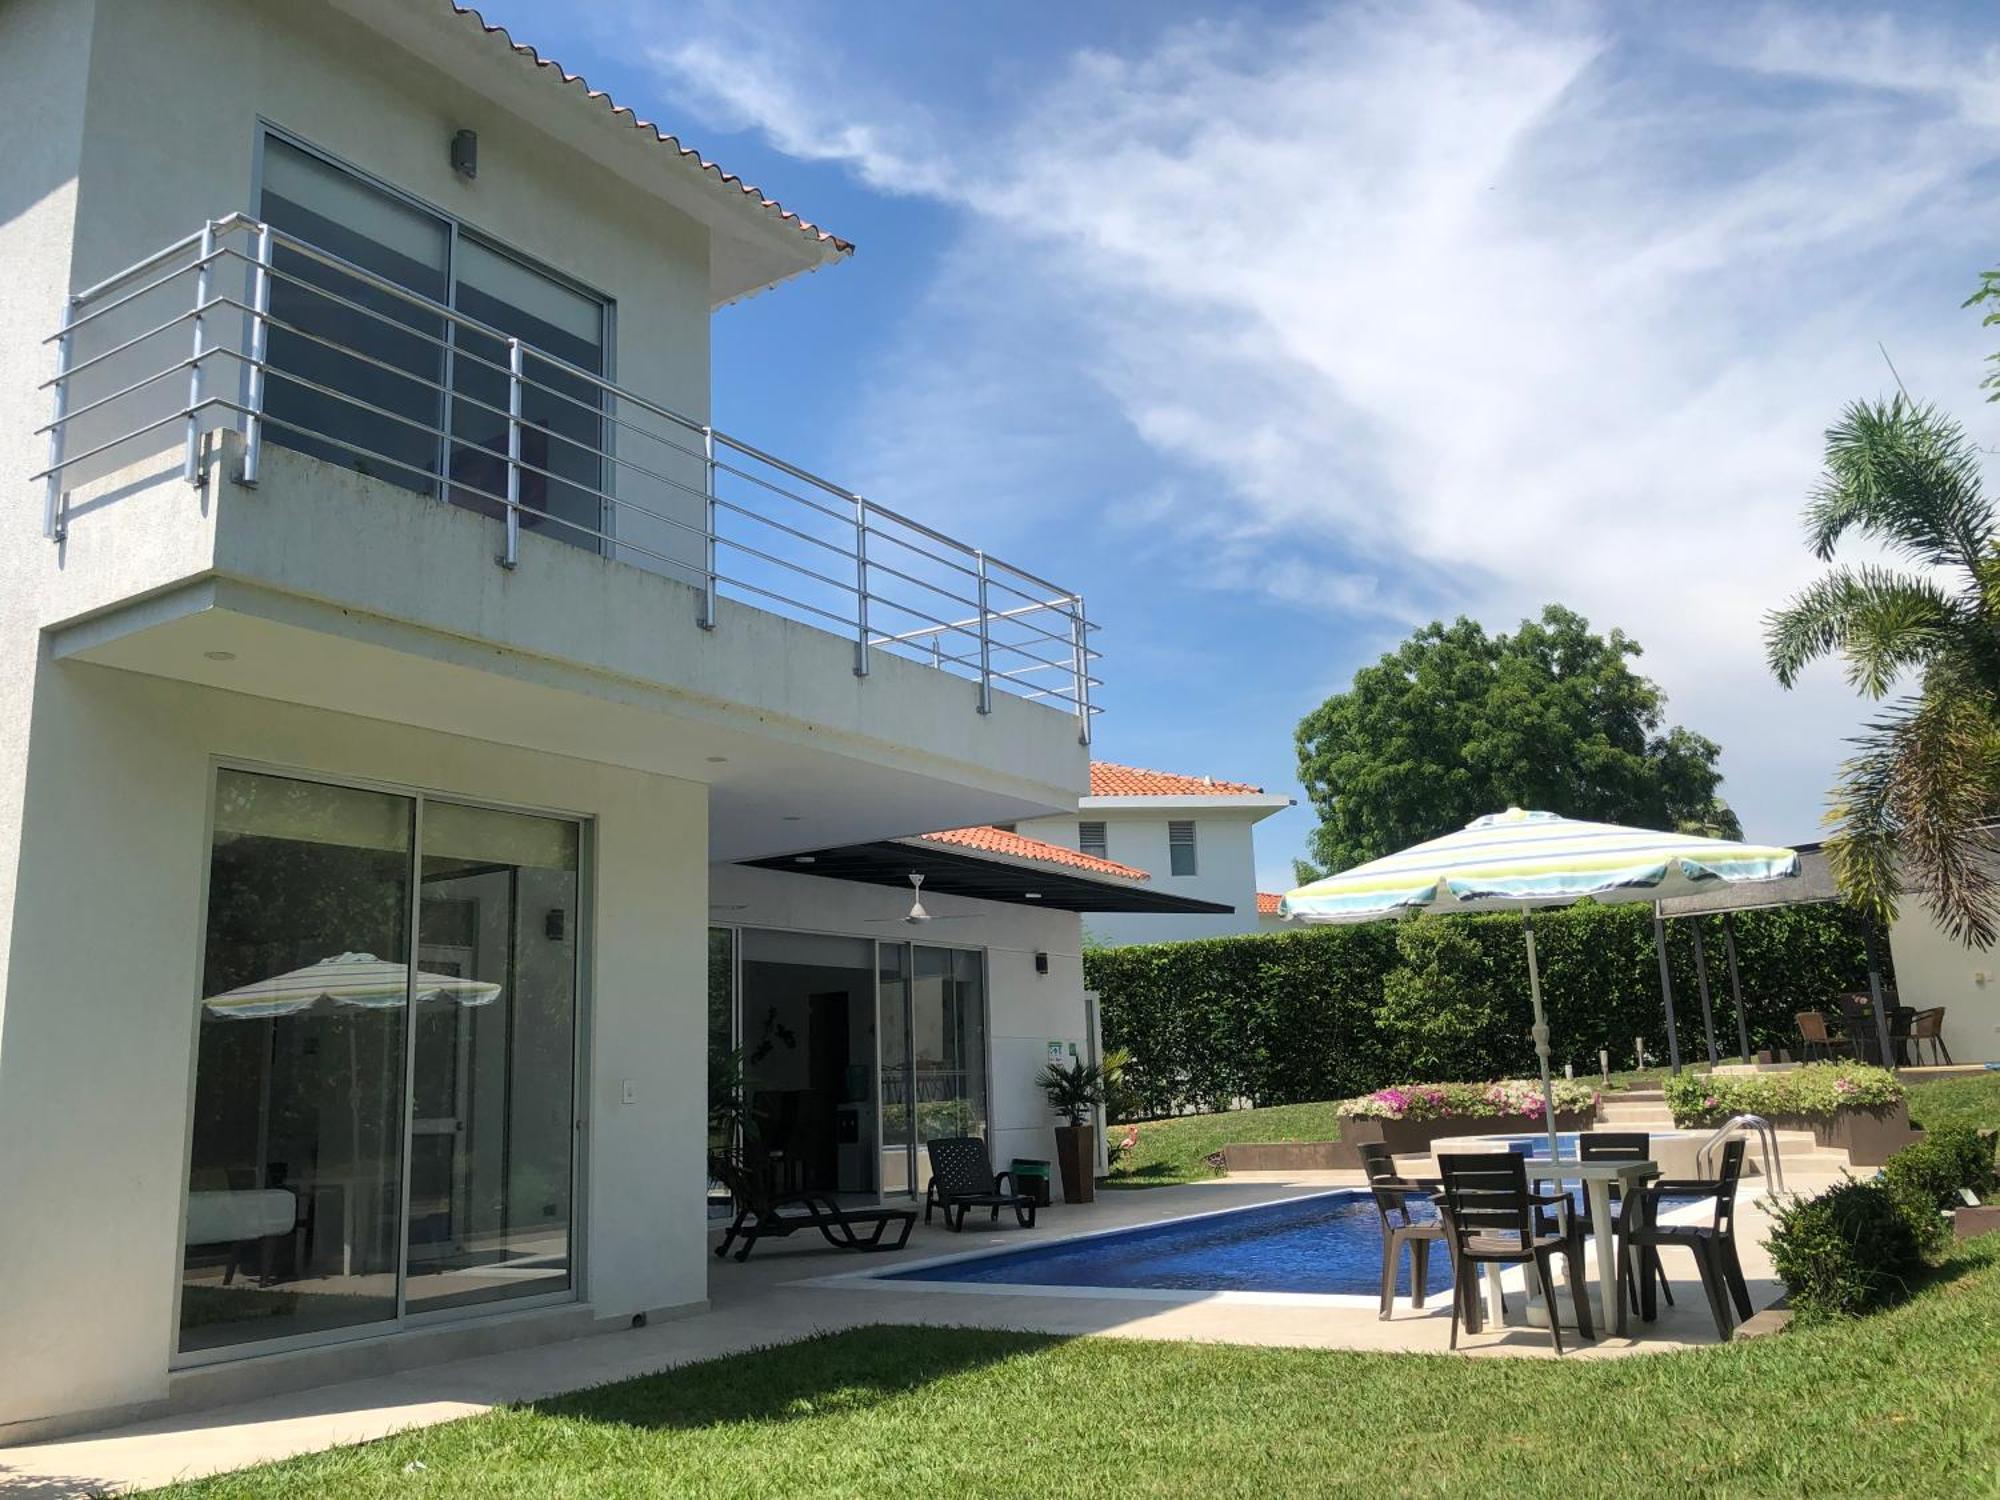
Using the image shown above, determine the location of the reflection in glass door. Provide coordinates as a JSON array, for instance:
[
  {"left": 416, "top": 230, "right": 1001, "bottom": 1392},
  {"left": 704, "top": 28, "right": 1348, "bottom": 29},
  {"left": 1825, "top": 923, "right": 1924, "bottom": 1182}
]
[
  {"left": 181, "top": 772, "right": 414, "bottom": 1352},
  {"left": 404, "top": 802, "right": 579, "bottom": 1315},
  {"left": 877, "top": 944, "right": 988, "bottom": 1198},
  {"left": 179, "top": 771, "right": 581, "bottom": 1356}
]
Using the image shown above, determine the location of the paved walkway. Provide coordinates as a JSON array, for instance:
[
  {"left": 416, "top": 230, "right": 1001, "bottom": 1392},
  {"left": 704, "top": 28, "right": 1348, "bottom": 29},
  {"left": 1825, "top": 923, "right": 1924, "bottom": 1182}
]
[{"left": 0, "top": 1170, "right": 1830, "bottom": 1497}]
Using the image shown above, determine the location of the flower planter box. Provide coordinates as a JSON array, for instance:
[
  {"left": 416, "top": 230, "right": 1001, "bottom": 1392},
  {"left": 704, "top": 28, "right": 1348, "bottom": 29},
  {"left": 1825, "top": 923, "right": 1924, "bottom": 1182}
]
[{"left": 1738, "top": 1101, "right": 1921, "bottom": 1167}]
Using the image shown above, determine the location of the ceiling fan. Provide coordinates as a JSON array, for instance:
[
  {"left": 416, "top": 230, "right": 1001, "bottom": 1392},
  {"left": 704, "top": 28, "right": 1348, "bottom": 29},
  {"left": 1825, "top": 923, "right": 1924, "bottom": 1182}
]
[{"left": 865, "top": 872, "right": 977, "bottom": 925}]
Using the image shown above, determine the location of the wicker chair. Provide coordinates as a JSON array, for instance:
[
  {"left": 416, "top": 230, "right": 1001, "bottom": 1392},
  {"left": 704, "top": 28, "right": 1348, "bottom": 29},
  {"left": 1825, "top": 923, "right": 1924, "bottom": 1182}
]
[{"left": 1910, "top": 1007, "right": 1953, "bottom": 1066}]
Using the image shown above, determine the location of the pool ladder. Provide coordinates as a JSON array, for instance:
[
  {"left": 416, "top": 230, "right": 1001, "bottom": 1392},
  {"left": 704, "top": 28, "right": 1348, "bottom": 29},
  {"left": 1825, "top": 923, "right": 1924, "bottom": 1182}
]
[{"left": 1695, "top": 1114, "right": 1784, "bottom": 1195}]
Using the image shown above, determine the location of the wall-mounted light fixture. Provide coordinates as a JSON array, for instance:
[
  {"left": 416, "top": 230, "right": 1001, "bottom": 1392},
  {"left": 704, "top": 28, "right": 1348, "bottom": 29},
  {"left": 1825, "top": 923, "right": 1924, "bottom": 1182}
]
[
  {"left": 450, "top": 129, "right": 479, "bottom": 180},
  {"left": 1034, "top": 952, "right": 1050, "bottom": 976}
]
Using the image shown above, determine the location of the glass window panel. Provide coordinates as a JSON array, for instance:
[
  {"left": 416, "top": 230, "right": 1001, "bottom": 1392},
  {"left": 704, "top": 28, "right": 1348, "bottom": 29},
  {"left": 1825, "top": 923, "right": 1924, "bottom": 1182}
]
[
  {"left": 877, "top": 944, "right": 912, "bottom": 1197},
  {"left": 180, "top": 771, "right": 413, "bottom": 1353},
  {"left": 404, "top": 803, "right": 579, "bottom": 1315},
  {"left": 448, "top": 238, "right": 606, "bottom": 553},
  {"left": 911, "top": 947, "right": 987, "bottom": 1150},
  {"left": 260, "top": 138, "right": 449, "bottom": 495},
  {"left": 737, "top": 929, "right": 876, "bottom": 1197}
]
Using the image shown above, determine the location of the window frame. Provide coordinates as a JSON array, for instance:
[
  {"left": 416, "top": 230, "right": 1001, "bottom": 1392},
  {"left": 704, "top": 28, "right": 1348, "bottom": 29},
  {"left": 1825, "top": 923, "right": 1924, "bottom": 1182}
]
[
  {"left": 1077, "top": 820, "right": 1108, "bottom": 860},
  {"left": 1168, "top": 820, "right": 1198, "bottom": 877},
  {"left": 169, "top": 757, "right": 594, "bottom": 1370},
  {"left": 250, "top": 123, "right": 618, "bottom": 545}
]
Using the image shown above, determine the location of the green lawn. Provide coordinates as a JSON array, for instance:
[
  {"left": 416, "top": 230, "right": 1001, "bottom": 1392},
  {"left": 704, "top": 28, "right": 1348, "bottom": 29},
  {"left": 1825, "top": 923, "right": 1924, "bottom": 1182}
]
[
  {"left": 146, "top": 1238, "right": 2000, "bottom": 1499},
  {"left": 1108, "top": 1071, "right": 2000, "bottom": 1190},
  {"left": 1907, "top": 1071, "right": 2000, "bottom": 1134}
]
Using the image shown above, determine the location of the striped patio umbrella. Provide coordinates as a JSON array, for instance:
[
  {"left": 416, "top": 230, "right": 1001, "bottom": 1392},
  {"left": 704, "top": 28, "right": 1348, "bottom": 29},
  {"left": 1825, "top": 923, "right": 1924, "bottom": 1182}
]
[
  {"left": 1280, "top": 809, "right": 1799, "bottom": 1159},
  {"left": 202, "top": 951, "right": 501, "bottom": 1020}
]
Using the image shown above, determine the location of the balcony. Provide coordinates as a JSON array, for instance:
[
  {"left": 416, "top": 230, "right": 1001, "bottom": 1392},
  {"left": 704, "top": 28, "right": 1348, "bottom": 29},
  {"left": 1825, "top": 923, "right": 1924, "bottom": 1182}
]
[{"left": 29, "top": 217, "right": 1099, "bottom": 854}]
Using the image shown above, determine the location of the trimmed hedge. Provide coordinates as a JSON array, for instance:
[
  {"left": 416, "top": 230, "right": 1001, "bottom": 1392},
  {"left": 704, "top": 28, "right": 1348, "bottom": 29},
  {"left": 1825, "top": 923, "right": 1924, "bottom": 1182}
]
[{"left": 1085, "top": 901, "right": 1886, "bottom": 1119}]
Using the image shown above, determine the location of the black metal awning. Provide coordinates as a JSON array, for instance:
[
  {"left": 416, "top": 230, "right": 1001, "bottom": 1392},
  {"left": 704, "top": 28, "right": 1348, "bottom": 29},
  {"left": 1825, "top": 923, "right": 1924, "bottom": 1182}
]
[{"left": 741, "top": 838, "right": 1234, "bottom": 914}]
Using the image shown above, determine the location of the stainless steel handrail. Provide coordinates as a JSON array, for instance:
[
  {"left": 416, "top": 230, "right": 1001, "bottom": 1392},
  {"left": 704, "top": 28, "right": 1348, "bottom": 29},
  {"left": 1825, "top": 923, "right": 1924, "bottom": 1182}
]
[
  {"left": 34, "top": 217, "right": 1100, "bottom": 737},
  {"left": 1695, "top": 1113, "right": 1784, "bottom": 1195}
]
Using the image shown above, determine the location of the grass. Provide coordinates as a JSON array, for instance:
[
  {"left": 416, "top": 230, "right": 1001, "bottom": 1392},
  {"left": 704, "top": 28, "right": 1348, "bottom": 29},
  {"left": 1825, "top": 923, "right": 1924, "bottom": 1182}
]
[
  {"left": 144, "top": 1238, "right": 2000, "bottom": 1499},
  {"left": 1906, "top": 1071, "right": 2000, "bottom": 1134},
  {"left": 1108, "top": 1071, "right": 2000, "bottom": 1191}
]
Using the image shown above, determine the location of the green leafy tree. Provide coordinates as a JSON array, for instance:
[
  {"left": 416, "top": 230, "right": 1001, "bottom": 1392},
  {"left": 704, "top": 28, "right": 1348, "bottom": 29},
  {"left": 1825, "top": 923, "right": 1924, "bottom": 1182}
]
[
  {"left": 1765, "top": 394, "right": 2000, "bottom": 946},
  {"left": 1295, "top": 604, "right": 1736, "bottom": 873}
]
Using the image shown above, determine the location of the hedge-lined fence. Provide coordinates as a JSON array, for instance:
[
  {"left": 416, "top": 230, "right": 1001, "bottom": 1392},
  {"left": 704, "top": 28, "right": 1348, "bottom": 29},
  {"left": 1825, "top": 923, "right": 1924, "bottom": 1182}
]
[{"left": 1084, "top": 902, "right": 1888, "bottom": 1120}]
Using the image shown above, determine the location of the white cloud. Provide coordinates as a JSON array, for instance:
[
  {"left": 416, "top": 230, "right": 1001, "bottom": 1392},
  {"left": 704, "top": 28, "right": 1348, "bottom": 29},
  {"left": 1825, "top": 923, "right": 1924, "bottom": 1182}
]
[{"left": 640, "top": 0, "right": 2000, "bottom": 844}]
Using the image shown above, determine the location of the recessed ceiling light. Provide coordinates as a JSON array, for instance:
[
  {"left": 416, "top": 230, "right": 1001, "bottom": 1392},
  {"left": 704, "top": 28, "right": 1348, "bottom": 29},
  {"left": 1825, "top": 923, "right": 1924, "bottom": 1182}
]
[
  {"left": 794, "top": 855, "right": 816, "bottom": 865},
  {"left": 203, "top": 650, "right": 236, "bottom": 662},
  {"left": 1024, "top": 892, "right": 1042, "bottom": 900},
  {"left": 705, "top": 755, "right": 728, "bottom": 764}
]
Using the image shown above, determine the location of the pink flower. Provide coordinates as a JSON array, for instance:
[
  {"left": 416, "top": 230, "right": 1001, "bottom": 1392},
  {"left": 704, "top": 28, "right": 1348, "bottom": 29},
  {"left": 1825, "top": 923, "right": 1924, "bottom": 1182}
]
[{"left": 1703, "top": 1095, "right": 1718, "bottom": 1109}]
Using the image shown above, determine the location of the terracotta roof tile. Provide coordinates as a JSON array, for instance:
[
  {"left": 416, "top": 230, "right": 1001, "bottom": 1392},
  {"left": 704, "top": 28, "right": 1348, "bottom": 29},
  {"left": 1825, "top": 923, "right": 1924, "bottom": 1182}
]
[
  {"left": 1257, "top": 891, "right": 1285, "bottom": 915},
  {"left": 917, "top": 826, "right": 1151, "bottom": 882},
  {"left": 1089, "top": 760, "right": 1263, "bottom": 797},
  {"left": 448, "top": 5, "right": 852, "bottom": 261}
]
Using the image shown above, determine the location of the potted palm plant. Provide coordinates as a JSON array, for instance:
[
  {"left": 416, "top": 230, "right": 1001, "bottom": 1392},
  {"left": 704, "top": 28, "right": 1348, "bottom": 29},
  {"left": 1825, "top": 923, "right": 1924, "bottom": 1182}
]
[{"left": 1037, "top": 1057, "right": 1105, "bottom": 1204}]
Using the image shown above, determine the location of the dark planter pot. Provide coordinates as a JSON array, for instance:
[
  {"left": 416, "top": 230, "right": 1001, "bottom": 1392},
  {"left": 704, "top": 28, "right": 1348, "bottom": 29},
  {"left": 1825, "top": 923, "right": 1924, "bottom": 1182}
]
[{"left": 1053, "top": 1124, "right": 1096, "bottom": 1204}]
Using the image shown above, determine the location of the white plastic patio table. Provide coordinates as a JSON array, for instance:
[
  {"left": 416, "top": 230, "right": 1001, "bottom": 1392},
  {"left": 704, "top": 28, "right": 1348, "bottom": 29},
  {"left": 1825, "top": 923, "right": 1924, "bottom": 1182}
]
[{"left": 1478, "top": 1158, "right": 1659, "bottom": 1337}]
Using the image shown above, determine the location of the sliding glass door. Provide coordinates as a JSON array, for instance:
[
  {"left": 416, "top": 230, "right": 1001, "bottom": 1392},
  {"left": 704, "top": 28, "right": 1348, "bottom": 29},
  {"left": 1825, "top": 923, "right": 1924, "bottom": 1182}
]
[
  {"left": 179, "top": 770, "right": 581, "bottom": 1357},
  {"left": 878, "top": 943, "right": 988, "bottom": 1198}
]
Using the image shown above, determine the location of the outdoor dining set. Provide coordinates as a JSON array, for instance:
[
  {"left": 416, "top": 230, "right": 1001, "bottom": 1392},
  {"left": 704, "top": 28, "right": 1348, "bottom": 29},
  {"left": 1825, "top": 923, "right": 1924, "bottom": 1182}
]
[
  {"left": 1362, "top": 1133, "right": 1754, "bottom": 1355},
  {"left": 1796, "top": 998, "right": 1951, "bottom": 1067}
]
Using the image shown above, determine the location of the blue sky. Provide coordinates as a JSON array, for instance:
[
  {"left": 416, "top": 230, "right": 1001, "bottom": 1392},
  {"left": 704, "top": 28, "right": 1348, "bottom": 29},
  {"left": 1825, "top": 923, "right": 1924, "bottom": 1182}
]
[{"left": 478, "top": 0, "right": 2000, "bottom": 890}]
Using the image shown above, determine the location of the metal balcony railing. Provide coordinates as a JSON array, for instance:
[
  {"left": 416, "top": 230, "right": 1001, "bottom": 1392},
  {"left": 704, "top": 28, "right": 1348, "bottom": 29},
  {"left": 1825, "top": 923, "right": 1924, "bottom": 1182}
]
[{"left": 33, "top": 214, "right": 1099, "bottom": 738}]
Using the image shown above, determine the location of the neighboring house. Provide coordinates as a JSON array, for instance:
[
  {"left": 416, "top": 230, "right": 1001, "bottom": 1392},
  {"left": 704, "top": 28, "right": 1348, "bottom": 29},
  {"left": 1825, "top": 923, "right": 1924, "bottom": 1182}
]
[
  {"left": 1012, "top": 761, "right": 1293, "bottom": 945},
  {"left": 1257, "top": 890, "right": 1292, "bottom": 931},
  {"left": 0, "top": 0, "right": 1217, "bottom": 1440}
]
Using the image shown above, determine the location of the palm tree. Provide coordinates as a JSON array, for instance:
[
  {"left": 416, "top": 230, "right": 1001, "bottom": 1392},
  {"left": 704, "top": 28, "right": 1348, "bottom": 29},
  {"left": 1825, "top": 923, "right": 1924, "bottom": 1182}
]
[{"left": 1766, "top": 396, "right": 2000, "bottom": 946}]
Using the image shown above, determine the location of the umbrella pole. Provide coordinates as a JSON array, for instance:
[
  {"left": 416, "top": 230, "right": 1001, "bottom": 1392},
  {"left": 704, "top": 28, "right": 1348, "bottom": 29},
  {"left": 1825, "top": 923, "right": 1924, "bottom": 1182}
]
[
  {"left": 1692, "top": 921, "right": 1719, "bottom": 1068},
  {"left": 1862, "top": 922, "right": 1894, "bottom": 1067},
  {"left": 1652, "top": 904, "right": 1683, "bottom": 1075},
  {"left": 1522, "top": 912, "right": 1561, "bottom": 1164},
  {"left": 1723, "top": 912, "right": 1750, "bottom": 1063}
]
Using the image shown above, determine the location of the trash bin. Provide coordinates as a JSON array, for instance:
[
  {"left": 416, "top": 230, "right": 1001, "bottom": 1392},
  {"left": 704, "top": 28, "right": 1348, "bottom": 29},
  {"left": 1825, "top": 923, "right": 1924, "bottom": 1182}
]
[{"left": 1010, "top": 1158, "right": 1052, "bottom": 1207}]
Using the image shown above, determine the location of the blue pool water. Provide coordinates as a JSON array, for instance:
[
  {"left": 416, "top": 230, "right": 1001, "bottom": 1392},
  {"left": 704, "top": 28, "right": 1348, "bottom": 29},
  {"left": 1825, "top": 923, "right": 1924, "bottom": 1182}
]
[{"left": 884, "top": 1191, "right": 1455, "bottom": 1298}]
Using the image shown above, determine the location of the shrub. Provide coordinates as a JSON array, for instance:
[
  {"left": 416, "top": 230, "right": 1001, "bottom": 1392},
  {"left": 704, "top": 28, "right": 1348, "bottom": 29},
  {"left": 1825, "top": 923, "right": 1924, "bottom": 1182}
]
[
  {"left": 1086, "top": 902, "right": 1883, "bottom": 1119},
  {"left": 1376, "top": 918, "right": 1510, "bottom": 1081},
  {"left": 1336, "top": 1077, "right": 1601, "bottom": 1122},
  {"left": 1664, "top": 1063, "right": 1903, "bottom": 1127},
  {"left": 1766, "top": 1177, "right": 1927, "bottom": 1322},
  {"left": 1883, "top": 1124, "right": 1998, "bottom": 1212}
]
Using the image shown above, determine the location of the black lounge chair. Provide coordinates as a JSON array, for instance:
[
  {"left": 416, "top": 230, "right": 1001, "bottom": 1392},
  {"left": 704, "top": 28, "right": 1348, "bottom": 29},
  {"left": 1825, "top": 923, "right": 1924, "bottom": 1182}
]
[
  {"left": 1359, "top": 1143, "right": 1446, "bottom": 1321},
  {"left": 711, "top": 1159, "right": 915, "bottom": 1263},
  {"left": 1621, "top": 1137, "right": 1752, "bottom": 1339},
  {"left": 1437, "top": 1152, "right": 1595, "bottom": 1355},
  {"left": 925, "top": 1137, "right": 1038, "bottom": 1231}
]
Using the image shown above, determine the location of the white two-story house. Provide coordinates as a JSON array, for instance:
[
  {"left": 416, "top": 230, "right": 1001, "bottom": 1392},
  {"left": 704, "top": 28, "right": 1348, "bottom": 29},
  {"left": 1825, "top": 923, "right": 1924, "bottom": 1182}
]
[
  {"left": 0, "top": 0, "right": 1218, "bottom": 1441},
  {"left": 1011, "top": 762, "right": 1293, "bottom": 945}
]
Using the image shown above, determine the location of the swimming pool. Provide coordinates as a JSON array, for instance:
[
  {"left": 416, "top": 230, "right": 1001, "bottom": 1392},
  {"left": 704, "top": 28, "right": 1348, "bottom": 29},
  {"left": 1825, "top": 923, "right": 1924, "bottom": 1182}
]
[{"left": 881, "top": 1191, "right": 1454, "bottom": 1299}]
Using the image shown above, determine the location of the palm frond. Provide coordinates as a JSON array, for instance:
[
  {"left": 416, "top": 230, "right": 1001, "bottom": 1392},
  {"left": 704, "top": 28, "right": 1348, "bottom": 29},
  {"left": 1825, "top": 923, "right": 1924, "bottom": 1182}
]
[
  {"left": 1763, "top": 564, "right": 1957, "bottom": 693},
  {"left": 1825, "top": 694, "right": 2000, "bottom": 947},
  {"left": 1806, "top": 397, "right": 1993, "bottom": 574}
]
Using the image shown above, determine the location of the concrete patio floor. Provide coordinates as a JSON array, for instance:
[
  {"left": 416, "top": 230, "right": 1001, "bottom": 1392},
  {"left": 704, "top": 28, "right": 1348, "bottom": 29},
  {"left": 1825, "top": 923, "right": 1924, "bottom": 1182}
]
[{"left": 0, "top": 1167, "right": 1835, "bottom": 1497}]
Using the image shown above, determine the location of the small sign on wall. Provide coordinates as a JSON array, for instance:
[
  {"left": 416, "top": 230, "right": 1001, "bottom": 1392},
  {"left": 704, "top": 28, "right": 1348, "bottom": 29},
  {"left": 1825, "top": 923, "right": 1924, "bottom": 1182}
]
[{"left": 1048, "top": 1040, "right": 1065, "bottom": 1066}]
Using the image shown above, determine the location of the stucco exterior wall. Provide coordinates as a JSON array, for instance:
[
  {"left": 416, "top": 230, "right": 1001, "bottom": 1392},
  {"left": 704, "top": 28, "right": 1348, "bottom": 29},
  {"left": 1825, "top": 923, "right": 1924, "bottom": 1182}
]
[
  {"left": 1016, "top": 809, "right": 1266, "bottom": 946},
  {"left": 707, "top": 864, "right": 1090, "bottom": 1178},
  {"left": 64, "top": 0, "right": 711, "bottom": 576},
  {"left": 1887, "top": 905, "right": 1999, "bottom": 1065},
  {"left": 0, "top": 663, "right": 709, "bottom": 1432}
]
